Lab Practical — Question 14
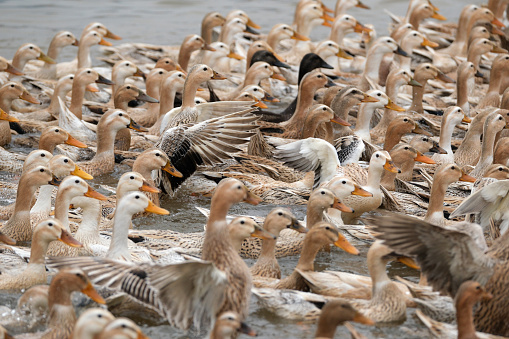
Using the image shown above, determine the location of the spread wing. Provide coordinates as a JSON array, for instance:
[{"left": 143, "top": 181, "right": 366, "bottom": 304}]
[
  {"left": 367, "top": 213, "right": 496, "bottom": 297},
  {"left": 45, "top": 256, "right": 227, "bottom": 331},
  {"left": 156, "top": 112, "right": 258, "bottom": 193}
]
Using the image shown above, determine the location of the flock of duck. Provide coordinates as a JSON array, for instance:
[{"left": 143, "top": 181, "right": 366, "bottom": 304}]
[{"left": 2, "top": 0, "right": 509, "bottom": 338}]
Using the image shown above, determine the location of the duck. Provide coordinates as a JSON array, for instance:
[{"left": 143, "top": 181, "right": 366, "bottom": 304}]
[
  {"left": 353, "top": 89, "right": 405, "bottom": 143},
  {"left": 110, "top": 59, "right": 145, "bottom": 98},
  {"left": 470, "top": 112, "right": 509, "bottom": 178},
  {"left": 293, "top": 2, "right": 332, "bottom": 38},
  {"left": 266, "top": 23, "right": 309, "bottom": 53},
  {"left": 394, "top": 30, "right": 438, "bottom": 73},
  {"left": 178, "top": 34, "right": 215, "bottom": 72},
  {"left": 9, "top": 43, "right": 55, "bottom": 78},
  {"left": 456, "top": 61, "right": 482, "bottom": 116},
  {"left": 0, "top": 231, "right": 15, "bottom": 245},
  {"left": 96, "top": 318, "right": 148, "bottom": 339},
  {"left": 381, "top": 143, "right": 435, "bottom": 191},
  {"left": 410, "top": 135, "right": 446, "bottom": 155},
  {"left": 314, "top": 299, "right": 374, "bottom": 339},
  {"left": 24, "top": 31, "right": 78, "bottom": 80},
  {"left": 409, "top": 62, "right": 454, "bottom": 113},
  {"left": 406, "top": 1, "right": 446, "bottom": 30},
  {"left": 202, "top": 42, "right": 244, "bottom": 74},
  {"left": 415, "top": 280, "right": 503, "bottom": 339},
  {"left": 334, "top": 0, "right": 370, "bottom": 16},
  {"left": 0, "top": 219, "right": 82, "bottom": 290},
  {"left": 69, "top": 68, "right": 114, "bottom": 120},
  {"left": 0, "top": 55, "right": 23, "bottom": 75},
  {"left": 494, "top": 137, "right": 509, "bottom": 166},
  {"left": 424, "top": 163, "right": 476, "bottom": 226},
  {"left": 477, "top": 54, "right": 509, "bottom": 109},
  {"left": 383, "top": 116, "right": 431, "bottom": 151},
  {"left": 47, "top": 178, "right": 262, "bottom": 332},
  {"left": 370, "top": 213, "right": 509, "bottom": 336},
  {"left": 38, "top": 126, "right": 88, "bottom": 153},
  {"left": 201, "top": 12, "right": 226, "bottom": 45},
  {"left": 329, "top": 14, "right": 371, "bottom": 50},
  {"left": 467, "top": 38, "right": 506, "bottom": 75},
  {"left": 0, "top": 165, "right": 57, "bottom": 242},
  {"left": 77, "top": 109, "right": 146, "bottom": 177},
  {"left": 431, "top": 106, "right": 471, "bottom": 165},
  {"left": 69, "top": 308, "right": 116, "bottom": 339},
  {"left": 210, "top": 311, "right": 256, "bottom": 339}
]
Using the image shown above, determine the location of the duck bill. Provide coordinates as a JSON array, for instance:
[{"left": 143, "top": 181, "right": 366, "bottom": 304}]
[
  {"left": 137, "top": 91, "right": 159, "bottom": 103},
  {"left": 413, "top": 124, "right": 432, "bottom": 136},
  {"left": 322, "top": 19, "right": 333, "bottom": 28},
  {"left": 243, "top": 191, "right": 263, "bottom": 205},
  {"left": 211, "top": 70, "right": 226, "bottom": 80},
  {"left": 431, "top": 12, "right": 447, "bottom": 21},
  {"left": 492, "top": 45, "right": 507, "bottom": 53},
  {"left": 251, "top": 225, "right": 276, "bottom": 240},
  {"left": 0, "top": 108, "right": 19, "bottom": 122},
  {"left": 397, "top": 256, "right": 420, "bottom": 269},
  {"left": 354, "top": 22, "right": 372, "bottom": 34},
  {"left": 462, "top": 115, "right": 472, "bottom": 123},
  {"left": 334, "top": 234, "right": 360, "bottom": 255},
  {"left": 71, "top": 165, "right": 94, "bottom": 180},
  {"left": 292, "top": 220, "right": 308, "bottom": 233},
  {"left": 20, "top": 90, "right": 40, "bottom": 104},
  {"left": 384, "top": 99, "right": 405, "bottom": 112},
  {"left": 48, "top": 176, "right": 62, "bottom": 186},
  {"left": 81, "top": 282, "right": 106, "bottom": 304},
  {"left": 325, "top": 77, "right": 337, "bottom": 87},
  {"left": 459, "top": 171, "right": 476, "bottom": 183},
  {"left": 84, "top": 186, "right": 108, "bottom": 200},
  {"left": 414, "top": 151, "right": 435, "bottom": 164},
  {"left": 355, "top": 0, "right": 371, "bottom": 9},
  {"left": 421, "top": 38, "right": 439, "bottom": 48},
  {"left": 128, "top": 118, "right": 148, "bottom": 132},
  {"left": 330, "top": 116, "right": 351, "bottom": 126},
  {"left": 408, "top": 78, "right": 422, "bottom": 87},
  {"left": 134, "top": 67, "right": 145, "bottom": 77},
  {"left": 353, "top": 312, "right": 375, "bottom": 325},
  {"left": 336, "top": 48, "right": 353, "bottom": 60},
  {"left": 322, "top": 13, "right": 335, "bottom": 22},
  {"left": 492, "top": 18, "right": 505, "bottom": 28},
  {"left": 492, "top": 26, "right": 506, "bottom": 36},
  {"left": 65, "top": 134, "right": 88, "bottom": 148},
  {"left": 394, "top": 45, "right": 408, "bottom": 57},
  {"left": 270, "top": 73, "right": 286, "bottom": 81},
  {"left": 263, "top": 92, "right": 279, "bottom": 102},
  {"left": 163, "top": 160, "right": 183, "bottom": 178},
  {"left": 291, "top": 30, "right": 310, "bottom": 41},
  {"left": 436, "top": 72, "right": 454, "bottom": 83},
  {"left": 481, "top": 291, "right": 494, "bottom": 301},
  {"left": 105, "top": 29, "right": 122, "bottom": 40},
  {"left": 246, "top": 17, "right": 260, "bottom": 29},
  {"left": 59, "top": 229, "right": 83, "bottom": 248},
  {"left": 140, "top": 180, "right": 160, "bottom": 193},
  {"left": 361, "top": 93, "right": 379, "bottom": 103},
  {"left": 145, "top": 200, "right": 170, "bottom": 215},
  {"left": 384, "top": 160, "right": 400, "bottom": 173},
  {"left": 37, "top": 52, "right": 56, "bottom": 64},
  {"left": 227, "top": 52, "right": 244, "bottom": 60},
  {"left": 352, "top": 184, "right": 373, "bottom": 197},
  {"left": 254, "top": 99, "right": 268, "bottom": 109},
  {"left": 430, "top": 144, "right": 448, "bottom": 154},
  {"left": 86, "top": 83, "right": 100, "bottom": 92},
  {"left": 136, "top": 331, "right": 150, "bottom": 339},
  {"left": 5, "top": 63, "right": 23, "bottom": 75},
  {"left": 239, "top": 321, "right": 257, "bottom": 336},
  {"left": 321, "top": 3, "right": 334, "bottom": 13},
  {"left": 202, "top": 43, "right": 216, "bottom": 52},
  {"left": 98, "top": 37, "right": 113, "bottom": 46},
  {"left": 244, "top": 25, "right": 259, "bottom": 35},
  {"left": 273, "top": 59, "right": 291, "bottom": 69},
  {"left": 428, "top": 0, "right": 439, "bottom": 11},
  {"left": 0, "top": 232, "right": 16, "bottom": 245},
  {"left": 96, "top": 74, "right": 114, "bottom": 85},
  {"left": 72, "top": 38, "right": 79, "bottom": 46},
  {"left": 333, "top": 197, "right": 354, "bottom": 213}
]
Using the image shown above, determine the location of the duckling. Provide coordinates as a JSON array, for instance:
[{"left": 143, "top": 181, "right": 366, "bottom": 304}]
[{"left": 0, "top": 219, "right": 82, "bottom": 290}]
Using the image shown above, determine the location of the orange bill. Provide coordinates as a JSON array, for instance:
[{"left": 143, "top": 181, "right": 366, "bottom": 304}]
[
  {"left": 202, "top": 43, "right": 216, "bottom": 52},
  {"left": 0, "top": 108, "right": 19, "bottom": 122},
  {"left": 334, "top": 234, "right": 360, "bottom": 255},
  {"left": 263, "top": 92, "right": 279, "bottom": 102},
  {"left": 134, "top": 68, "right": 145, "bottom": 77},
  {"left": 37, "top": 52, "right": 55, "bottom": 64},
  {"left": 136, "top": 331, "right": 150, "bottom": 339},
  {"left": 333, "top": 197, "right": 354, "bottom": 213},
  {"left": 211, "top": 70, "right": 226, "bottom": 80},
  {"left": 421, "top": 38, "right": 439, "bottom": 48},
  {"left": 462, "top": 115, "right": 471, "bottom": 123},
  {"left": 0, "top": 231, "right": 16, "bottom": 245},
  {"left": 322, "top": 20, "right": 333, "bottom": 28},
  {"left": 71, "top": 165, "right": 94, "bottom": 180},
  {"left": 384, "top": 99, "right": 405, "bottom": 112},
  {"left": 291, "top": 30, "right": 310, "bottom": 41},
  {"left": 431, "top": 12, "right": 447, "bottom": 21},
  {"left": 270, "top": 73, "right": 286, "bottom": 81},
  {"left": 59, "top": 229, "right": 83, "bottom": 248},
  {"left": 99, "top": 37, "right": 113, "bottom": 46},
  {"left": 72, "top": 38, "right": 79, "bottom": 46},
  {"left": 384, "top": 159, "right": 400, "bottom": 173},
  {"left": 331, "top": 116, "right": 351, "bottom": 126},
  {"left": 227, "top": 52, "right": 244, "bottom": 60},
  {"left": 84, "top": 186, "right": 108, "bottom": 200},
  {"left": 86, "top": 83, "right": 100, "bottom": 92},
  {"left": 491, "top": 45, "right": 507, "bottom": 53},
  {"left": 459, "top": 170, "right": 476, "bottom": 183},
  {"left": 163, "top": 160, "right": 183, "bottom": 178},
  {"left": 414, "top": 151, "right": 435, "bottom": 164},
  {"left": 353, "top": 312, "right": 375, "bottom": 325},
  {"left": 352, "top": 184, "right": 373, "bottom": 197},
  {"left": 243, "top": 190, "right": 263, "bottom": 205},
  {"left": 254, "top": 99, "right": 268, "bottom": 109},
  {"left": 354, "top": 22, "right": 372, "bottom": 34},
  {"left": 81, "top": 282, "right": 106, "bottom": 304},
  {"left": 492, "top": 17, "right": 505, "bottom": 28},
  {"left": 19, "top": 90, "right": 40, "bottom": 104},
  {"left": 140, "top": 180, "right": 160, "bottom": 193},
  {"left": 128, "top": 118, "right": 148, "bottom": 132},
  {"left": 356, "top": 0, "right": 371, "bottom": 9},
  {"left": 145, "top": 200, "right": 170, "bottom": 215},
  {"left": 246, "top": 17, "right": 261, "bottom": 29},
  {"left": 361, "top": 93, "right": 379, "bottom": 103},
  {"left": 428, "top": 0, "right": 439, "bottom": 11},
  {"left": 65, "top": 134, "right": 88, "bottom": 148},
  {"left": 492, "top": 26, "right": 506, "bottom": 36},
  {"left": 105, "top": 29, "right": 122, "bottom": 40},
  {"left": 397, "top": 256, "right": 420, "bottom": 269},
  {"left": 5, "top": 63, "right": 23, "bottom": 75},
  {"left": 336, "top": 48, "right": 353, "bottom": 60},
  {"left": 322, "top": 13, "right": 335, "bottom": 22},
  {"left": 251, "top": 225, "right": 276, "bottom": 240}
]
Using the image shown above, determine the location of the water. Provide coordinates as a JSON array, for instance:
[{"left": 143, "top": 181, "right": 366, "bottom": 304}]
[{"left": 0, "top": 0, "right": 475, "bottom": 338}]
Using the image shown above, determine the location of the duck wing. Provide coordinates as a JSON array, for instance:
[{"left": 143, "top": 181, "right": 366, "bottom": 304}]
[
  {"left": 367, "top": 213, "right": 496, "bottom": 297},
  {"left": 46, "top": 256, "right": 227, "bottom": 332}
]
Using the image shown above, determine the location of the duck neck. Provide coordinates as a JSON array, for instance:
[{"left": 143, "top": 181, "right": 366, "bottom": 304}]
[
  {"left": 301, "top": 114, "right": 328, "bottom": 139},
  {"left": 410, "top": 82, "right": 426, "bottom": 113},
  {"left": 456, "top": 297, "right": 478, "bottom": 339},
  {"left": 11, "top": 52, "right": 30, "bottom": 71},
  {"left": 113, "top": 93, "right": 131, "bottom": 110},
  {"left": 111, "top": 72, "right": 129, "bottom": 97},
  {"left": 368, "top": 257, "right": 390, "bottom": 296},
  {"left": 314, "top": 314, "right": 343, "bottom": 339},
  {"left": 258, "top": 234, "right": 277, "bottom": 262},
  {"left": 267, "top": 32, "right": 282, "bottom": 50},
  {"left": 95, "top": 122, "right": 118, "bottom": 155},
  {"left": 201, "top": 22, "right": 213, "bottom": 45},
  {"left": 330, "top": 27, "right": 349, "bottom": 46},
  {"left": 295, "top": 235, "right": 321, "bottom": 272},
  {"left": 367, "top": 163, "right": 384, "bottom": 190},
  {"left": 408, "top": 11, "right": 425, "bottom": 30},
  {"left": 457, "top": 75, "right": 472, "bottom": 115},
  {"left": 181, "top": 76, "right": 200, "bottom": 108},
  {"left": 478, "top": 122, "right": 498, "bottom": 165},
  {"left": 30, "top": 185, "right": 54, "bottom": 214},
  {"left": 363, "top": 47, "right": 385, "bottom": 83},
  {"left": 383, "top": 126, "right": 404, "bottom": 151},
  {"left": 47, "top": 278, "right": 77, "bottom": 330},
  {"left": 439, "top": 117, "right": 456, "bottom": 155},
  {"left": 28, "top": 231, "right": 51, "bottom": 266},
  {"left": 0, "top": 88, "right": 17, "bottom": 112},
  {"left": 13, "top": 175, "right": 39, "bottom": 215},
  {"left": 77, "top": 41, "right": 93, "bottom": 69},
  {"left": 178, "top": 45, "right": 194, "bottom": 72},
  {"left": 54, "top": 191, "right": 73, "bottom": 232},
  {"left": 46, "top": 38, "right": 63, "bottom": 60},
  {"left": 206, "top": 197, "right": 231, "bottom": 230},
  {"left": 283, "top": 82, "right": 316, "bottom": 128},
  {"left": 487, "top": 61, "right": 505, "bottom": 94},
  {"left": 107, "top": 204, "right": 136, "bottom": 261},
  {"left": 306, "top": 203, "right": 326, "bottom": 229},
  {"left": 242, "top": 69, "right": 267, "bottom": 88},
  {"left": 75, "top": 201, "right": 101, "bottom": 240},
  {"left": 159, "top": 85, "right": 178, "bottom": 116},
  {"left": 425, "top": 175, "right": 448, "bottom": 218},
  {"left": 354, "top": 104, "right": 377, "bottom": 137},
  {"left": 69, "top": 79, "right": 87, "bottom": 119},
  {"left": 48, "top": 82, "right": 71, "bottom": 115}
]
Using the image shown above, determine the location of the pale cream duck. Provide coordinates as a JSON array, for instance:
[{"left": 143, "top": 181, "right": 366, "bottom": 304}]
[
  {"left": 178, "top": 34, "right": 215, "bottom": 72},
  {"left": 8, "top": 43, "right": 54, "bottom": 80},
  {"left": 69, "top": 308, "right": 116, "bottom": 339},
  {"left": 201, "top": 41, "right": 244, "bottom": 74},
  {"left": 0, "top": 55, "right": 23, "bottom": 75},
  {"left": 266, "top": 23, "right": 309, "bottom": 53},
  {"left": 201, "top": 12, "right": 226, "bottom": 45},
  {"left": 432, "top": 106, "right": 471, "bottom": 165},
  {"left": 110, "top": 59, "right": 144, "bottom": 97},
  {"left": 334, "top": 0, "right": 370, "bottom": 16},
  {"left": 96, "top": 318, "right": 148, "bottom": 339}
]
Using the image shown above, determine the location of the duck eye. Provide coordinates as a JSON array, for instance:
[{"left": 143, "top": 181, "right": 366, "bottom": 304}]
[
  {"left": 476, "top": 285, "right": 481, "bottom": 290},
  {"left": 240, "top": 220, "right": 245, "bottom": 224},
  {"left": 423, "top": 138, "right": 428, "bottom": 141},
  {"left": 342, "top": 180, "right": 346, "bottom": 184},
  {"left": 40, "top": 168, "right": 45, "bottom": 172},
  {"left": 127, "top": 86, "right": 131, "bottom": 89},
  {"left": 29, "top": 46, "right": 33, "bottom": 49},
  {"left": 165, "top": 60, "right": 169, "bottom": 64},
  {"left": 70, "top": 76, "right": 74, "bottom": 79},
  {"left": 325, "top": 226, "right": 330, "bottom": 230},
  {"left": 98, "top": 314, "right": 102, "bottom": 318},
  {"left": 317, "top": 75, "right": 322, "bottom": 78},
  {"left": 64, "top": 159, "right": 68, "bottom": 163},
  {"left": 451, "top": 166, "right": 455, "bottom": 170},
  {"left": 404, "top": 118, "right": 408, "bottom": 122},
  {"left": 499, "top": 167, "right": 503, "bottom": 171},
  {"left": 377, "top": 93, "right": 381, "bottom": 96},
  {"left": 118, "top": 113, "right": 123, "bottom": 116},
  {"left": 404, "top": 146, "right": 409, "bottom": 150},
  {"left": 328, "top": 43, "right": 332, "bottom": 46},
  {"left": 41, "top": 153, "right": 45, "bottom": 157},
  {"left": 87, "top": 70, "right": 91, "bottom": 74},
  {"left": 413, "top": 33, "right": 417, "bottom": 36},
  {"left": 135, "top": 195, "right": 139, "bottom": 199},
  {"left": 48, "top": 222, "right": 53, "bottom": 226},
  {"left": 254, "top": 88, "right": 258, "bottom": 91},
  {"left": 376, "top": 154, "right": 380, "bottom": 158},
  {"left": 10, "top": 84, "right": 14, "bottom": 88},
  {"left": 203, "top": 67, "right": 208, "bottom": 71},
  {"left": 178, "top": 74, "right": 182, "bottom": 77},
  {"left": 67, "top": 34, "right": 71, "bottom": 37},
  {"left": 345, "top": 17, "right": 349, "bottom": 20},
  {"left": 426, "top": 66, "right": 430, "bottom": 69},
  {"left": 130, "top": 176, "right": 134, "bottom": 180},
  {"left": 155, "top": 153, "right": 160, "bottom": 156},
  {"left": 278, "top": 212, "right": 283, "bottom": 216},
  {"left": 237, "top": 185, "right": 242, "bottom": 189},
  {"left": 121, "top": 324, "right": 127, "bottom": 328},
  {"left": 159, "top": 71, "right": 163, "bottom": 74},
  {"left": 75, "top": 180, "right": 80, "bottom": 184},
  {"left": 499, "top": 117, "right": 503, "bottom": 120}
]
